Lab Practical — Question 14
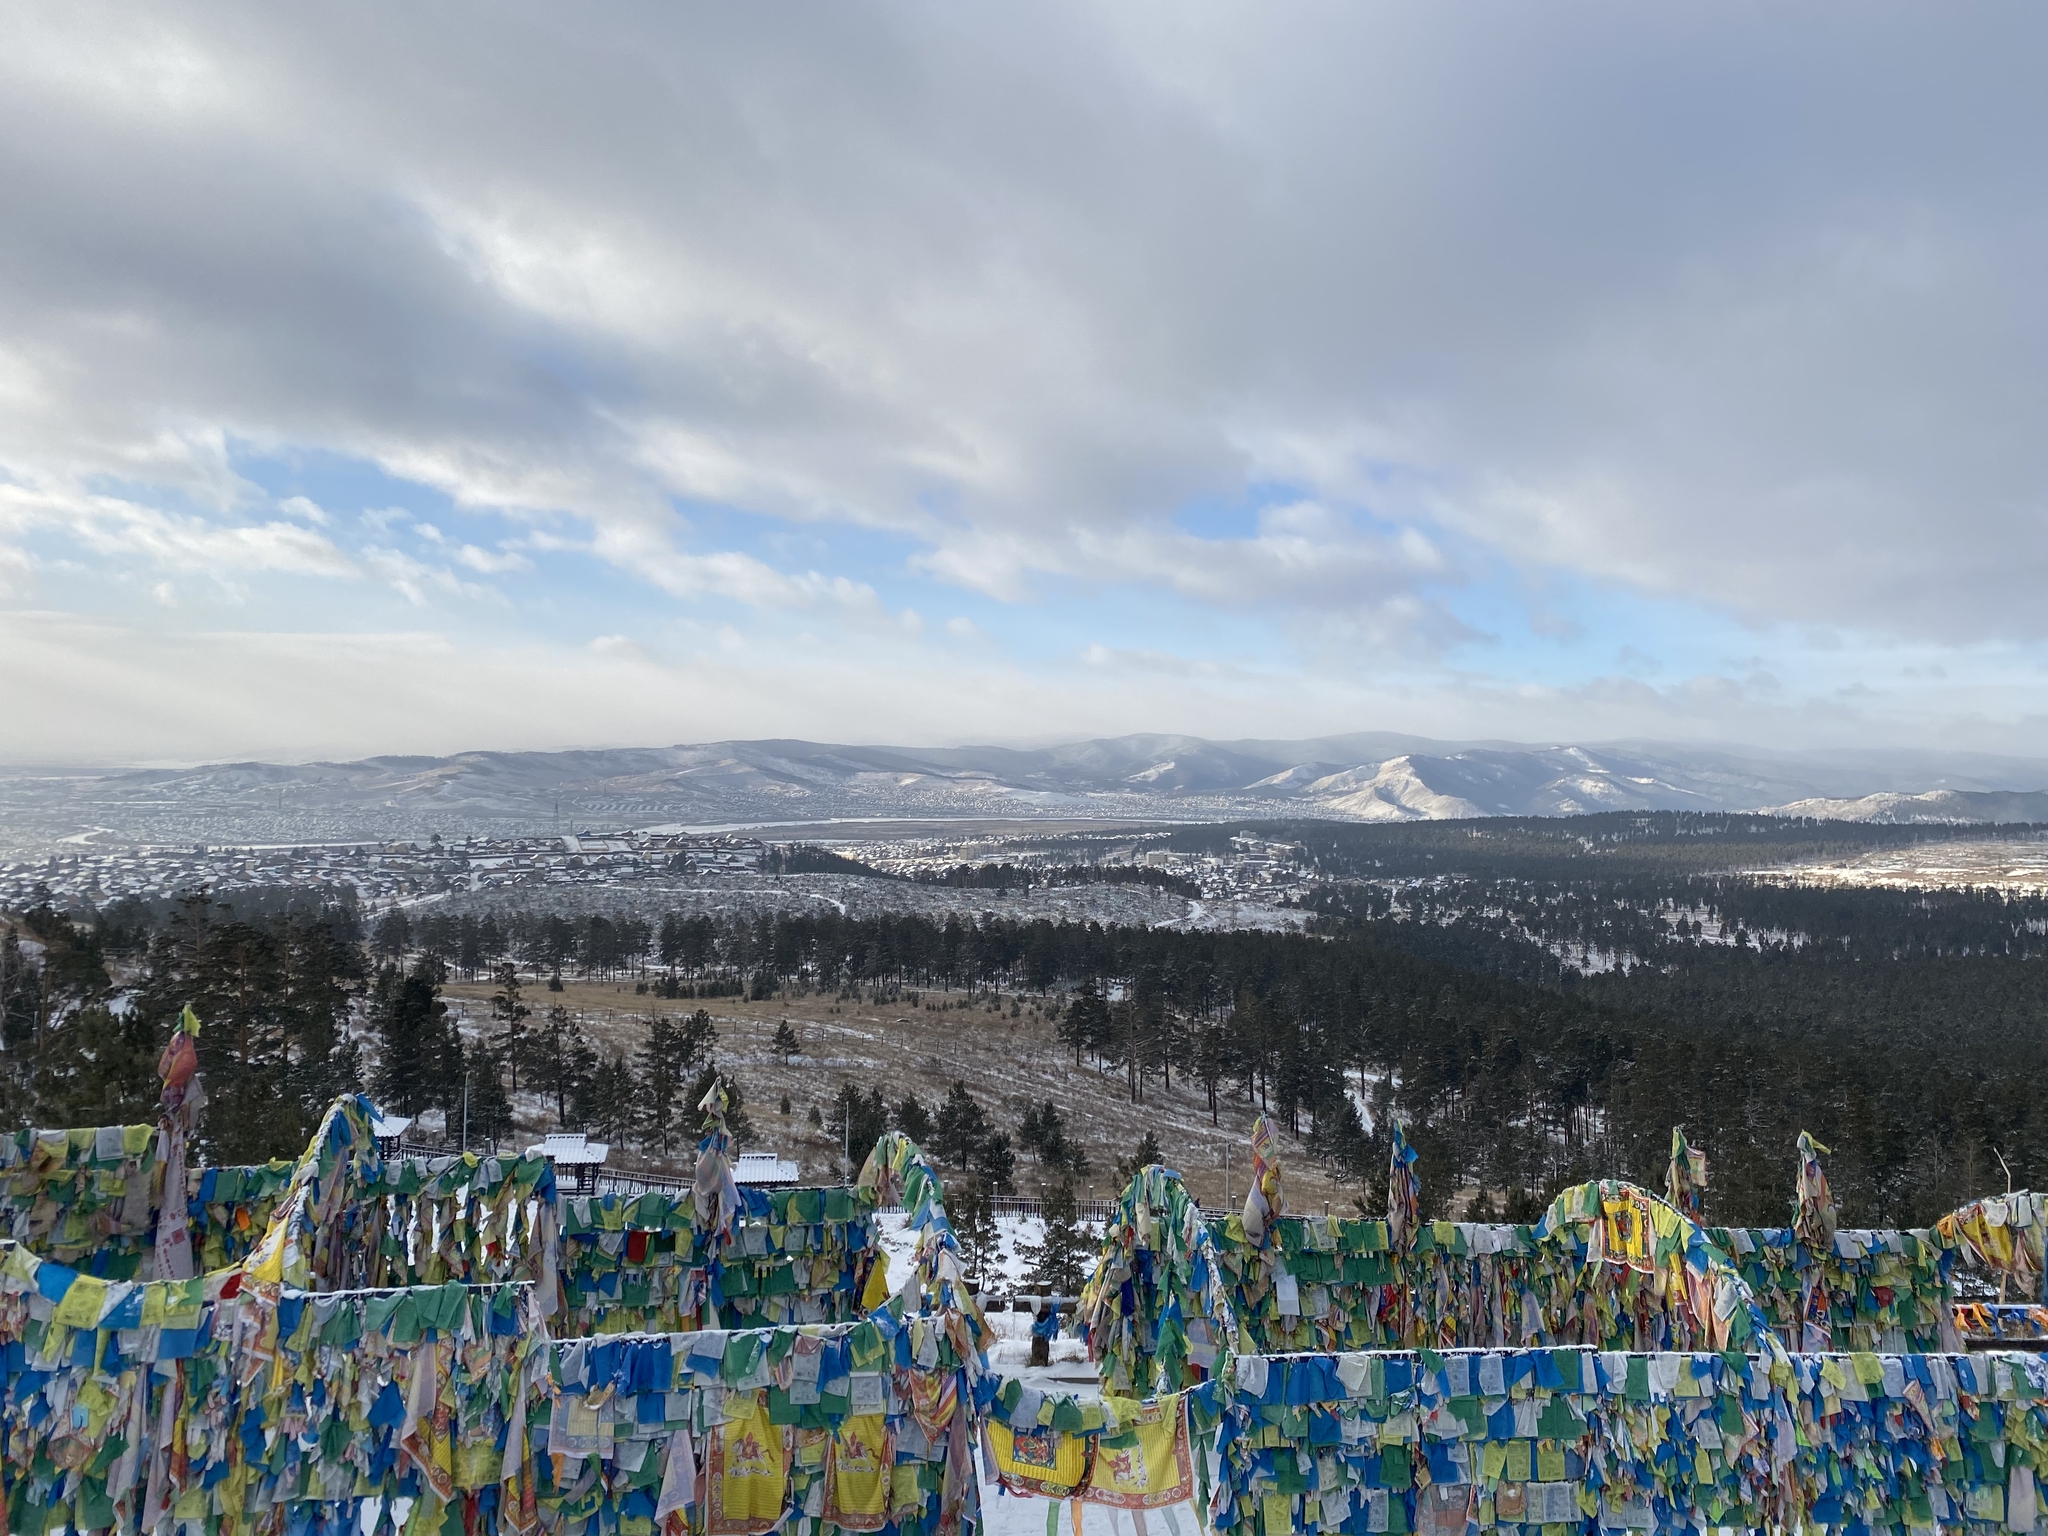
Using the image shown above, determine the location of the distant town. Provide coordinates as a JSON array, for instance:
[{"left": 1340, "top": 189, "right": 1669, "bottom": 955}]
[{"left": 0, "top": 826, "right": 1318, "bottom": 918}]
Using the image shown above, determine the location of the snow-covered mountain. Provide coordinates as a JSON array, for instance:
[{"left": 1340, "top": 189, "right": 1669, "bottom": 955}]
[
  {"left": 2, "top": 734, "right": 2044, "bottom": 847},
  {"left": 1767, "top": 789, "right": 2048, "bottom": 824}
]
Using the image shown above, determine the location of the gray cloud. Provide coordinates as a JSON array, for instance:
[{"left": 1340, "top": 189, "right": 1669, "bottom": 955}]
[{"left": 0, "top": 2, "right": 2041, "bottom": 686}]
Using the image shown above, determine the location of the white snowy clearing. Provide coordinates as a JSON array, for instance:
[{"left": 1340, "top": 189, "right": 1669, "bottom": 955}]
[{"left": 871, "top": 1215, "right": 1206, "bottom": 1536}]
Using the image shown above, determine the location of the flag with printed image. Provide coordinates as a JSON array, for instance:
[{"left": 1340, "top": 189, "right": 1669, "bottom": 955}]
[
  {"left": 825, "top": 1413, "right": 892, "bottom": 1531},
  {"left": 989, "top": 1421, "right": 1088, "bottom": 1499},
  {"left": 1080, "top": 1395, "right": 1192, "bottom": 1510},
  {"left": 707, "top": 1392, "right": 789, "bottom": 1536}
]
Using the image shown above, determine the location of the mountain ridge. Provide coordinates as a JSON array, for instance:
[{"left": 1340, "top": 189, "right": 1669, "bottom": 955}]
[{"left": 3, "top": 734, "right": 2045, "bottom": 851}]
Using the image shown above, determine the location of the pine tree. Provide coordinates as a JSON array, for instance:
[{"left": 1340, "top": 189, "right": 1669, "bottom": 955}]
[
  {"left": 772, "top": 1019, "right": 801, "bottom": 1061},
  {"left": 1022, "top": 1179, "right": 1093, "bottom": 1296},
  {"left": 467, "top": 1047, "right": 516, "bottom": 1147},
  {"left": 129, "top": 893, "right": 363, "bottom": 1163},
  {"left": 1058, "top": 979, "right": 1110, "bottom": 1068},
  {"left": 933, "top": 1081, "right": 992, "bottom": 1172},
  {"left": 525, "top": 1004, "right": 591, "bottom": 1129},
  {"left": 1018, "top": 1098, "right": 1089, "bottom": 1178},
  {"left": 32, "top": 1004, "right": 159, "bottom": 1127},
  {"left": 637, "top": 1009, "right": 718, "bottom": 1157},
  {"left": 574, "top": 1050, "right": 638, "bottom": 1146},
  {"left": 489, "top": 964, "right": 531, "bottom": 1092},
  {"left": 1114, "top": 1129, "right": 1165, "bottom": 1188},
  {"left": 658, "top": 911, "right": 687, "bottom": 973},
  {"left": 827, "top": 1083, "right": 890, "bottom": 1170},
  {"left": 372, "top": 907, "right": 411, "bottom": 963},
  {"left": 950, "top": 1176, "right": 1003, "bottom": 1293},
  {"left": 1195, "top": 1021, "right": 1231, "bottom": 1125},
  {"left": 976, "top": 1130, "right": 1017, "bottom": 1194},
  {"left": 894, "top": 1094, "right": 935, "bottom": 1144},
  {"left": 1310, "top": 1092, "right": 1374, "bottom": 1209},
  {"left": 372, "top": 957, "right": 459, "bottom": 1124}
]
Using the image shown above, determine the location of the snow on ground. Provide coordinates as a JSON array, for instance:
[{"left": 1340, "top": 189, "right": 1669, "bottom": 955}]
[
  {"left": 954, "top": 1246, "right": 1202, "bottom": 1536},
  {"left": 977, "top": 1465, "right": 1198, "bottom": 1536},
  {"left": 875, "top": 1211, "right": 1105, "bottom": 1294},
  {"left": 976, "top": 1301, "right": 1201, "bottom": 1536}
]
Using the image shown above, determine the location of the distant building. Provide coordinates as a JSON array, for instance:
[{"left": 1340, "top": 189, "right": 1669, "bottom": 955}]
[
  {"left": 733, "top": 1150, "right": 801, "bottom": 1189},
  {"left": 370, "top": 1112, "right": 413, "bottom": 1156},
  {"left": 527, "top": 1131, "right": 611, "bottom": 1191}
]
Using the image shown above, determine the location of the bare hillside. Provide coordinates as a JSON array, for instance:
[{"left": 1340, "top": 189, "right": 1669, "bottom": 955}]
[{"left": 442, "top": 978, "right": 1363, "bottom": 1213}]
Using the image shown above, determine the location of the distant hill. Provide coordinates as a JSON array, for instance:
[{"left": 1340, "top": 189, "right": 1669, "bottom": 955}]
[
  {"left": 1766, "top": 788, "right": 2048, "bottom": 824},
  {"left": 2, "top": 733, "right": 2044, "bottom": 848}
]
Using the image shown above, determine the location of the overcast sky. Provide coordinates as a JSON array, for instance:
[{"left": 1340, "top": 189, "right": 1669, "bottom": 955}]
[{"left": 1, "top": 3, "right": 2042, "bottom": 764}]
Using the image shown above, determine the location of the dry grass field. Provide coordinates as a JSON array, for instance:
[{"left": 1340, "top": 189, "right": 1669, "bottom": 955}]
[{"left": 441, "top": 976, "right": 1363, "bottom": 1212}]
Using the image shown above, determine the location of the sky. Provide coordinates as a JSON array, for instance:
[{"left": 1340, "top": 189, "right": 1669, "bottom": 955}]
[{"left": 0, "top": 3, "right": 2043, "bottom": 766}]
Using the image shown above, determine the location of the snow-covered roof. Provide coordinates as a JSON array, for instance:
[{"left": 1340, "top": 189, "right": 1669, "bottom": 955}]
[
  {"left": 528, "top": 1132, "right": 610, "bottom": 1166},
  {"left": 371, "top": 1113, "right": 413, "bottom": 1140},
  {"left": 733, "top": 1151, "right": 800, "bottom": 1185}
]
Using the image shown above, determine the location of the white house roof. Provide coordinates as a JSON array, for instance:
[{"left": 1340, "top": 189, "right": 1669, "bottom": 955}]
[
  {"left": 733, "top": 1151, "right": 800, "bottom": 1184},
  {"left": 370, "top": 1113, "right": 413, "bottom": 1140},
  {"left": 527, "top": 1132, "right": 611, "bottom": 1165}
]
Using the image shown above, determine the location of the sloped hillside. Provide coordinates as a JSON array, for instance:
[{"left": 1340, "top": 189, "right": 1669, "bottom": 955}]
[{"left": 443, "top": 977, "right": 1363, "bottom": 1213}]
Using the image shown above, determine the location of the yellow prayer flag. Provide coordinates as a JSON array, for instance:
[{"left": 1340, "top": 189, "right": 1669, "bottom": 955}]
[
  {"left": 825, "top": 1413, "right": 892, "bottom": 1531},
  {"left": 891, "top": 1463, "right": 924, "bottom": 1516},
  {"left": 990, "top": 1421, "right": 1089, "bottom": 1499},
  {"left": 707, "top": 1392, "right": 788, "bottom": 1536},
  {"left": 52, "top": 1274, "right": 109, "bottom": 1330},
  {"left": 860, "top": 1258, "right": 892, "bottom": 1314},
  {"left": 1081, "top": 1393, "right": 1193, "bottom": 1510}
]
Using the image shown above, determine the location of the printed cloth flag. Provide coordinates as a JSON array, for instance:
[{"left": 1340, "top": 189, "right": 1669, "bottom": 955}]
[
  {"left": 695, "top": 1079, "right": 742, "bottom": 1242},
  {"left": 1387, "top": 1120, "right": 1420, "bottom": 1255},
  {"left": 1416, "top": 1483, "right": 1476, "bottom": 1536},
  {"left": 1794, "top": 1131, "right": 1837, "bottom": 1252},
  {"left": 1666, "top": 1128, "right": 1708, "bottom": 1220},
  {"left": 1598, "top": 1186, "right": 1657, "bottom": 1274},
  {"left": 988, "top": 1421, "right": 1089, "bottom": 1499},
  {"left": 1242, "top": 1116, "right": 1283, "bottom": 1247},
  {"left": 824, "top": 1412, "right": 893, "bottom": 1531},
  {"left": 152, "top": 1004, "right": 204, "bottom": 1280},
  {"left": 1940, "top": 1192, "right": 2048, "bottom": 1302},
  {"left": 156, "top": 1004, "right": 201, "bottom": 1098},
  {"left": 1081, "top": 1395, "right": 1193, "bottom": 1511},
  {"left": 708, "top": 1391, "right": 790, "bottom": 1536}
]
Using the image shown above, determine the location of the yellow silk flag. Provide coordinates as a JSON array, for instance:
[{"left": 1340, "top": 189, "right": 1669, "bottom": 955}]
[
  {"left": 707, "top": 1393, "right": 789, "bottom": 1536},
  {"left": 1601, "top": 1187, "right": 1656, "bottom": 1274},
  {"left": 1081, "top": 1394, "right": 1193, "bottom": 1510},
  {"left": 860, "top": 1256, "right": 893, "bottom": 1313},
  {"left": 825, "top": 1413, "right": 893, "bottom": 1531},
  {"left": 52, "top": 1274, "right": 110, "bottom": 1330},
  {"left": 989, "top": 1421, "right": 1089, "bottom": 1499}
]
